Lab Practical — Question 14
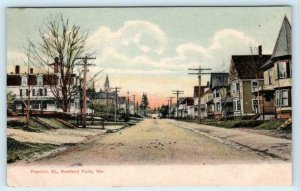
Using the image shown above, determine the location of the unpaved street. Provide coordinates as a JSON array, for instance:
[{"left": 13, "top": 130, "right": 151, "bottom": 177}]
[{"left": 30, "top": 119, "right": 286, "bottom": 166}]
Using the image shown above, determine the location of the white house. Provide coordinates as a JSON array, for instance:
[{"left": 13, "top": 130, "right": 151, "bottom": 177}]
[{"left": 7, "top": 58, "right": 92, "bottom": 115}]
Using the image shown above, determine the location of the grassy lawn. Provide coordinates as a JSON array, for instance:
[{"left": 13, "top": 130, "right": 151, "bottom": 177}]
[
  {"left": 7, "top": 119, "right": 48, "bottom": 132},
  {"left": 7, "top": 137, "right": 60, "bottom": 163},
  {"left": 180, "top": 118, "right": 290, "bottom": 130},
  {"left": 39, "top": 118, "right": 69, "bottom": 129},
  {"left": 256, "top": 119, "right": 287, "bottom": 130}
]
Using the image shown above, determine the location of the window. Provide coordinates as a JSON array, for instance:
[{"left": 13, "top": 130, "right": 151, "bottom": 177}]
[
  {"left": 216, "top": 102, "right": 221, "bottom": 111},
  {"left": 44, "top": 88, "right": 47, "bottom": 96},
  {"left": 252, "top": 99, "right": 259, "bottom": 112},
  {"left": 214, "top": 89, "right": 220, "bottom": 98},
  {"left": 251, "top": 80, "right": 258, "bottom": 92},
  {"left": 39, "top": 89, "right": 43, "bottom": 96},
  {"left": 281, "top": 90, "right": 288, "bottom": 106},
  {"left": 37, "top": 76, "right": 43, "bottom": 86},
  {"left": 278, "top": 62, "right": 287, "bottom": 78},
  {"left": 21, "top": 77, "right": 27, "bottom": 86},
  {"left": 20, "top": 89, "right": 23, "bottom": 96},
  {"left": 289, "top": 61, "right": 292, "bottom": 78},
  {"left": 232, "top": 81, "right": 240, "bottom": 94},
  {"left": 275, "top": 90, "right": 280, "bottom": 106},
  {"left": 32, "top": 89, "right": 35, "bottom": 96},
  {"left": 268, "top": 69, "right": 272, "bottom": 85},
  {"left": 275, "top": 89, "right": 290, "bottom": 107},
  {"left": 26, "top": 89, "right": 29, "bottom": 96},
  {"left": 233, "top": 100, "right": 241, "bottom": 111}
]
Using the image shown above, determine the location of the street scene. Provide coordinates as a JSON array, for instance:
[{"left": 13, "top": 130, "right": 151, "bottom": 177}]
[{"left": 6, "top": 7, "right": 292, "bottom": 186}]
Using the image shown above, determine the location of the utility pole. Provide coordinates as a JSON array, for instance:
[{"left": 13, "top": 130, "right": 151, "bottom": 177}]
[
  {"left": 26, "top": 43, "right": 31, "bottom": 125},
  {"left": 110, "top": 87, "right": 121, "bottom": 123},
  {"left": 172, "top": 90, "right": 184, "bottom": 120},
  {"left": 106, "top": 90, "right": 109, "bottom": 119},
  {"left": 166, "top": 96, "right": 175, "bottom": 118},
  {"left": 132, "top": 95, "right": 136, "bottom": 115},
  {"left": 188, "top": 65, "right": 211, "bottom": 124},
  {"left": 126, "top": 91, "right": 130, "bottom": 114},
  {"left": 166, "top": 99, "right": 170, "bottom": 118},
  {"left": 75, "top": 56, "right": 96, "bottom": 128}
]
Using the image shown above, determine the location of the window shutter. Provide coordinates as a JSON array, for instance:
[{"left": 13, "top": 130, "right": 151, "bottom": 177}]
[
  {"left": 276, "top": 63, "right": 279, "bottom": 80},
  {"left": 288, "top": 89, "right": 292, "bottom": 106},
  {"left": 286, "top": 61, "right": 290, "bottom": 78}
]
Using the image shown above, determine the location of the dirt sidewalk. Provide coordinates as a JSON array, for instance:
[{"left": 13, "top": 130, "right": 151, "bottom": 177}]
[{"left": 169, "top": 120, "right": 292, "bottom": 161}]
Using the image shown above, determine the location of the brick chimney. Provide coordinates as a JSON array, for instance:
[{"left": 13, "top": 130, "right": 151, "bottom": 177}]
[
  {"left": 54, "top": 57, "right": 59, "bottom": 73},
  {"left": 15, "top": 65, "right": 20, "bottom": 74},
  {"left": 258, "top": 45, "right": 262, "bottom": 56},
  {"left": 30, "top": 68, "right": 34, "bottom": 74}
]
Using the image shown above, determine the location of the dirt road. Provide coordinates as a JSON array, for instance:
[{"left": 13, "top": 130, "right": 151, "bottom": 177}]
[{"left": 29, "top": 119, "right": 286, "bottom": 166}]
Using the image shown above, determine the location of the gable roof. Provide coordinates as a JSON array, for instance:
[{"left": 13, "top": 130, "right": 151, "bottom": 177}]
[
  {"left": 178, "top": 97, "right": 194, "bottom": 105},
  {"left": 231, "top": 55, "right": 271, "bottom": 79},
  {"left": 210, "top": 73, "right": 229, "bottom": 89},
  {"left": 261, "top": 16, "right": 292, "bottom": 70}
]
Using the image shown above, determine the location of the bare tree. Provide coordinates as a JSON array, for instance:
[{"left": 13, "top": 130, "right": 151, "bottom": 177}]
[{"left": 28, "top": 14, "right": 89, "bottom": 112}]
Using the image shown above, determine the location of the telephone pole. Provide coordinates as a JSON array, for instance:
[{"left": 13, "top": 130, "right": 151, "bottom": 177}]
[
  {"left": 166, "top": 99, "right": 170, "bottom": 118},
  {"left": 109, "top": 87, "right": 121, "bottom": 123},
  {"left": 172, "top": 90, "right": 184, "bottom": 120},
  {"left": 188, "top": 65, "right": 211, "bottom": 124},
  {"left": 75, "top": 56, "right": 96, "bottom": 128},
  {"left": 132, "top": 95, "right": 136, "bottom": 115},
  {"left": 166, "top": 96, "right": 175, "bottom": 118},
  {"left": 126, "top": 91, "right": 130, "bottom": 114}
]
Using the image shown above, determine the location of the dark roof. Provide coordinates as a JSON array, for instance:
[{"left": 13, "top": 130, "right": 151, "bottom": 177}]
[
  {"left": 261, "top": 16, "right": 291, "bottom": 70},
  {"left": 231, "top": 55, "right": 271, "bottom": 79},
  {"left": 178, "top": 97, "right": 194, "bottom": 105},
  {"left": 194, "top": 84, "right": 209, "bottom": 97},
  {"left": 43, "top": 74, "right": 58, "bottom": 85},
  {"left": 7, "top": 75, "right": 21, "bottom": 86},
  {"left": 210, "top": 73, "right": 229, "bottom": 89},
  {"left": 7, "top": 73, "right": 76, "bottom": 86},
  {"left": 7, "top": 74, "right": 37, "bottom": 86}
]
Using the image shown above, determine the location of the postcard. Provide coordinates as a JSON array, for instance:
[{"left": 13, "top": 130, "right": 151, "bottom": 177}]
[{"left": 6, "top": 7, "right": 292, "bottom": 187}]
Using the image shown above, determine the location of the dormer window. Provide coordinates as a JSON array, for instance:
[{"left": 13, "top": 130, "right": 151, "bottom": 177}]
[
  {"left": 21, "top": 76, "right": 27, "bottom": 86},
  {"left": 37, "top": 75, "right": 43, "bottom": 86}
]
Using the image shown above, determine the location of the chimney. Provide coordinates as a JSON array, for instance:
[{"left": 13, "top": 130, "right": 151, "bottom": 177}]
[
  {"left": 30, "top": 68, "right": 33, "bottom": 74},
  {"left": 15, "top": 65, "right": 20, "bottom": 74},
  {"left": 258, "top": 45, "right": 262, "bottom": 56},
  {"left": 54, "top": 57, "right": 59, "bottom": 73}
]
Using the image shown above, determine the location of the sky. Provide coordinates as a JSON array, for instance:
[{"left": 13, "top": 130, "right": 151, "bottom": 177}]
[{"left": 6, "top": 7, "right": 291, "bottom": 108}]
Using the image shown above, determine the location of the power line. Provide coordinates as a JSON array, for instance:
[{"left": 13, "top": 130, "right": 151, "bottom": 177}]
[
  {"left": 109, "top": 87, "right": 121, "bottom": 123},
  {"left": 188, "top": 65, "right": 212, "bottom": 124},
  {"left": 172, "top": 90, "right": 184, "bottom": 120},
  {"left": 166, "top": 96, "right": 175, "bottom": 118},
  {"left": 75, "top": 56, "right": 96, "bottom": 128}
]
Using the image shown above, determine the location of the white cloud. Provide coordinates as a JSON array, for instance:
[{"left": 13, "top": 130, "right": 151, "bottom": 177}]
[
  {"left": 86, "top": 20, "right": 167, "bottom": 57},
  {"left": 176, "top": 43, "right": 211, "bottom": 59},
  {"left": 209, "top": 29, "right": 258, "bottom": 51},
  {"left": 87, "top": 22, "right": 262, "bottom": 82}
]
